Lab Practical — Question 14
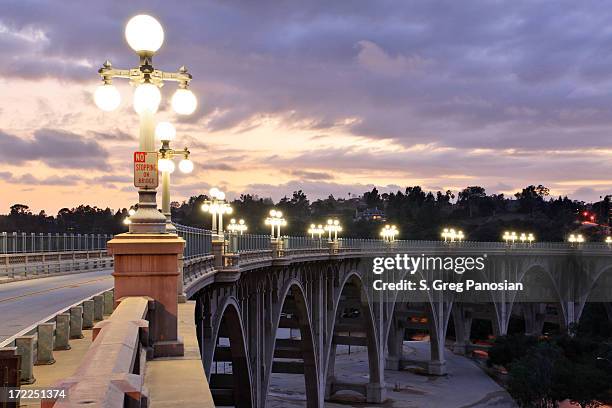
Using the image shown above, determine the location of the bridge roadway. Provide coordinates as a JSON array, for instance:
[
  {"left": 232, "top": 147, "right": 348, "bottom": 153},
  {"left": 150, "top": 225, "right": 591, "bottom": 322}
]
[{"left": 0, "top": 269, "right": 113, "bottom": 344}]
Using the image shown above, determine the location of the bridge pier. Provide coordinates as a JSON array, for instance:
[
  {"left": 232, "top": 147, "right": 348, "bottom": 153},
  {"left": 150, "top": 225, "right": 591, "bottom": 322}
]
[
  {"left": 522, "top": 303, "right": 546, "bottom": 336},
  {"left": 451, "top": 304, "right": 473, "bottom": 355},
  {"left": 108, "top": 233, "right": 185, "bottom": 357}
]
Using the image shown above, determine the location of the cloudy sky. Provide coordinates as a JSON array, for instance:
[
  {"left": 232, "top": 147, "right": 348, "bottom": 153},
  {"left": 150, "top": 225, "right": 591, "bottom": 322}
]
[{"left": 0, "top": 0, "right": 611, "bottom": 213}]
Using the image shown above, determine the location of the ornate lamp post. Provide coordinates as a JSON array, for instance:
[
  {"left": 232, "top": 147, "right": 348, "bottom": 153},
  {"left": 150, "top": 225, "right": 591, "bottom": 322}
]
[
  {"left": 381, "top": 225, "right": 398, "bottom": 242},
  {"left": 94, "top": 15, "right": 197, "bottom": 234},
  {"left": 265, "top": 210, "right": 286, "bottom": 240},
  {"left": 442, "top": 228, "right": 464, "bottom": 243},
  {"left": 308, "top": 224, "right": 324, "bottom": 239},
  {"left": 325, "top": 219, "right": 342, "bottom": 242},
  {"left": 201, "top": 188, "right": 232, "bottom": 237},
  {"left": 156, "top": 122, "right": 193, "bottom": 233},
  {"left": 568, "top": 234, "right": 585, "bottom": 245},
  {"left": 503, "top": 231, "right": 518, "bottom": 244},
  {"left": 227, "top": 219, "right": 248, "bottom": 235}
]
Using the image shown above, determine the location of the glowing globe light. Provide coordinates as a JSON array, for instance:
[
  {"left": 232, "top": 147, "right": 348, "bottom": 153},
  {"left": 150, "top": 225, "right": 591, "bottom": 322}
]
[
  {"left": 133, "top": 83, "right": 161, "bottom": 114},
  {"left": 155, "top": 121, "right": 176, "bottom": 141},
  {"left": 158, "top": 158, "right": 175, "bottom": 173},
  {"left": 171, "top": 88, "right": 197, "bottom": 115},
  {"left": 94, "top": 84, "right": 121, "bottom": 111},
  {"left": 125, "top": 15, "right": 164, "bottom": 55},
  {"left": 178, "top": 159, "right": 194, "bottom": 173}
]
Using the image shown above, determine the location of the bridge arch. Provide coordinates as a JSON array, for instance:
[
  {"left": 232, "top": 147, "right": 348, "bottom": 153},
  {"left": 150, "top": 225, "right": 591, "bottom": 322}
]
[
  {"left": 264, "top": 279, "right": 320, "bottom": 408},
  {"left": 323, "top": 271, "right": 383, "bottom": 403},
  {"left": 206, "top": 297, "right": 253, "bottom": 408}
]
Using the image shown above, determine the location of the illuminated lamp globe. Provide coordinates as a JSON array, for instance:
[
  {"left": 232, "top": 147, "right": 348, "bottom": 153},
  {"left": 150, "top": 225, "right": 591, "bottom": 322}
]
[
  {"left": 158, "top": 158, "right": 175, "bottom": 173},
  {"left": 155, "top": 121, "right": 176, "bottom": 141},
  {"left": 94, "top": 84, "right": 121, "bottom": 111},
  {"left": 209, "top": 187, "right": 220, "bottom": 198},
  {"left": 171, "top": 88, "right": 197, "bottom": 115},
  {"left": 128, "top": 208, "right": 136, "bottom": 216},
  {"left": 133, "top": 83, "right": 161, "bottom": 114},
  {"left": 125, "top": 15, "right": 164, "bottom": 55},
  {"left": 216, "top": 191, "right": 226, "bottom": 200},
  {"left": 178, "top": 159, "right": 194, "bottom": 173}
]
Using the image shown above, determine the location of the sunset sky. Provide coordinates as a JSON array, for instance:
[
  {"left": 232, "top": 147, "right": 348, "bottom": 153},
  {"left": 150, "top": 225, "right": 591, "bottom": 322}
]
[{"left": 1, "top": 0, "right": 611, "bottom": 214}]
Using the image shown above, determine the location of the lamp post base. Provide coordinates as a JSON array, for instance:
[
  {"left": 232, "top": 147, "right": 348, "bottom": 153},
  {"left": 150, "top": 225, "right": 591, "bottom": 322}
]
[{"left": 129, "top": 189, "right": 167, "bottom": 234}]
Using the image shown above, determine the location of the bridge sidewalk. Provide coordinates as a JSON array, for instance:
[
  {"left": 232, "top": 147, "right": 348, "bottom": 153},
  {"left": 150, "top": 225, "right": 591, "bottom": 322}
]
[{"left": 144, "top": 300, "right": 215, "bottom": 408}]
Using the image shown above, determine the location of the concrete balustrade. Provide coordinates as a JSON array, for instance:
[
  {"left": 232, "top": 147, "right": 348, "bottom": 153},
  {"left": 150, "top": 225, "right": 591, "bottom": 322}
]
[
  {"left": 15, "top": 335, "right": 36, "bottom": 384},
  {"left": 0, "top": 288, "right": 115, "bottom": 404},
  {"left": 42, "top": 296, "right": 151, "bottom": 408},
  {"left": 69, "top": 306, "right": 83, "bottom": 339},
  {"left": 54, "top": 313, "right": 71, "bottom": 350},
  {"left": 0, "top": 250, "right": 113, "bottom": 281},
  {"left": 93, "top": 294, "right": 104, "bottom": 321},
  {"left": 36, "top": 323, "right": 55, "bottom": 365},
  {"left": 103, "top": 289, "right": 114, "bottom": 314},
  {"left": 81, "top": 300, "right": 94, "bottom": 329}
]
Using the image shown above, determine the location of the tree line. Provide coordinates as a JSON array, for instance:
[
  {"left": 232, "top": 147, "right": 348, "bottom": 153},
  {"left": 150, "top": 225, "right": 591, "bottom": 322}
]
[{"left": 1, "top": 185, "right": 610, "bottom": 241}]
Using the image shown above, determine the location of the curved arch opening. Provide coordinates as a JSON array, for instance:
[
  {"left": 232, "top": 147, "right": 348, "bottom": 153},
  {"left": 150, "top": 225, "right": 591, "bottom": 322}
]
[
  {"left": 209, "top": 303, "right": 253, "bottom": 408},
  {"left": 325, "top": 275, "right": 381, "bottom": 403},
  {"left": 267, "top": 284, "right": 319, "bottom": 408}
]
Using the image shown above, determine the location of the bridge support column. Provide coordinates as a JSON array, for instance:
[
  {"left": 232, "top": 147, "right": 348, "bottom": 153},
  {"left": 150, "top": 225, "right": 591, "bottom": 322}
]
[
  {"left": 523, "top": 303, "right": 546, "bottom": 336},
  {"left": 385, "top": 318, "right": 403, "bottom": 369},
  {"left": 451, "top": 304, "right": 473, "bottom": 355},
  {"left": 108, "top": 233, "right": 185, "bottom": 357}
]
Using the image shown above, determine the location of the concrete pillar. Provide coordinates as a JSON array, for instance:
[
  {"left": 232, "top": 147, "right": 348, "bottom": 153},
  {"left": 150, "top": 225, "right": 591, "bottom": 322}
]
[
  {"left": 15, "top": 335, "right": 36, "bottom": 384},
  {"left": 103, "top": 290, "right": 114, "bottom": 315},
  {"left": 211, "top": 239, "right": 225, "bottom": 269},
  {"left": 107, "top": 233, "right": 185, "bottom": 358},
  {"left": 55, "top": 313, "right": 71, "bottom": 350},
  {"left": 452, "top": 304, "right": 473, "bottom": 355},
  {"left": 70, "top": 306, "right": 83, "bottom": 339},
  {"left": 385, "top": 319, "right": 403, "bottom": 370},
  {"left": 82, "top": 299, "right": 94, "bottom": 329},
  {"left": 427, "top": 302, "right": 448, "bottom": 376},
  {"left": 36, "top": 323, "right": 55, "bottom": 365},
  {"left": 93, "top": 294, "right": 104, "bottom": 321},
  {"left": 523, "top": 303, "right": 546, "bottom": 336}
]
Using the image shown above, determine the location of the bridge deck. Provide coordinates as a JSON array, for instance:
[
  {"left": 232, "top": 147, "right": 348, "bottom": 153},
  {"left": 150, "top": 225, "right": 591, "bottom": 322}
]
[{"left": 0, "top": 269, "right": 113, "bottom": 343}]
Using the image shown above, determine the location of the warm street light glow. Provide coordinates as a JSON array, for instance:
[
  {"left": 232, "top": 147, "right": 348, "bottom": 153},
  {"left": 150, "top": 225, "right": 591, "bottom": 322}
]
[
  {"left": 265, "top": 209, "right": 287, "bottom": 239},
  {"left": 503, "top": 231, "right": 535, "bottom": 244},
  {"left": 128, "top": 208, "right": 136, "bottom": 217},
  {"left": 155, "top": 121, "right": 176, "bottom": 141},
  {"left": 171, "top": 88, "right": 198, "bottom": 115},
  {"left": 568, "top": 234, "right": 585, "bottom": 243},
  {"left": 125, "top": 15, "right": 164, "bottom": 55},
  {"left": 380, "top": 225, "right": 398, "bottom": 242},
  {"left": 606, "top": 236, "right": 612, "bottom": 244},
  {"left": 123, "top": 218, "right": 132, "bottom": 225},
  {"left": 324, "top": 219, "right": 342, "bottom": 242},
  {"left": 158, "top": 158, "right": 175, "bottom": 173},
  {"left": 133, "top": 83, "right": 162, "bottom": 114},
  {"left": 227, "top": 219, "right": 248, "bottom": 235},
  {"left": 178, "top": 158, "right": 194, "bottom": 173},
  {"left": 94, "top": 84, "right": 121, "bottom": 111},
  {"left": 442, "top": 227, "right": 464, "bottom": 242},
  {"left": 201, "top": 188, "right": 232, "bottom": 235},
  {"left": 308, "top": 224, "right": 324, "bottom": 239}
]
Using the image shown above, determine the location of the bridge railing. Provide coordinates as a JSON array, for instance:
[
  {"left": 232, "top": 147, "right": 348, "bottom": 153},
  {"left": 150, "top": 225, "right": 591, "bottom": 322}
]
[
  {"left": 174, "top": 223, "right": 213, "bottom": 259},
  {"left": 227, "top": 233, "right": 272, "bottom": 253},
  {"left": 0, "top": 232, "right": 112, "bottom": 254}
]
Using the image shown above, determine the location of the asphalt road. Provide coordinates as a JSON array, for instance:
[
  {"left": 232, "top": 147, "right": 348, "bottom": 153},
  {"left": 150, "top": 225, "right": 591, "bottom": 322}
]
[{"left": 0, "top": 270, "right": 113, "bottom": 344}]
